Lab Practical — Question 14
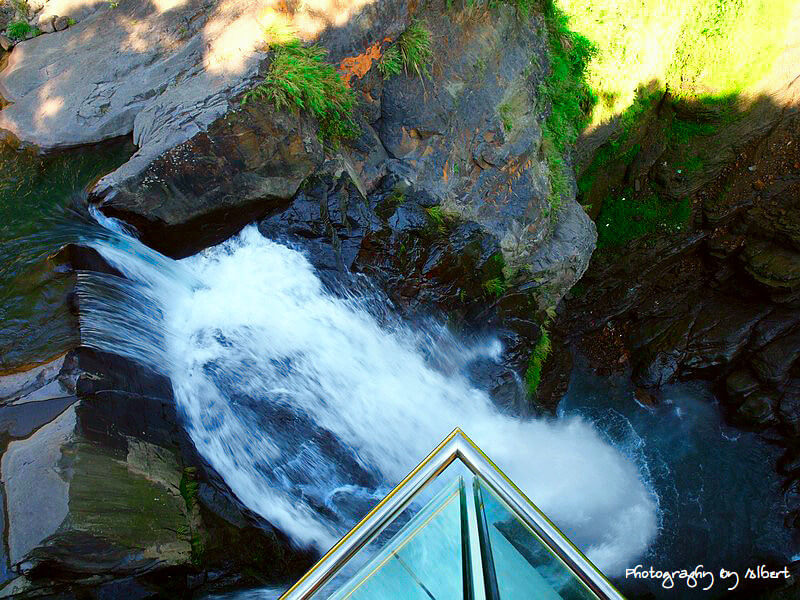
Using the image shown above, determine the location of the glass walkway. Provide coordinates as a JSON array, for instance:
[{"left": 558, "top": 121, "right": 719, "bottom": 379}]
[{"left": 281, "top": 429, "right": 625, "bottom": 600}]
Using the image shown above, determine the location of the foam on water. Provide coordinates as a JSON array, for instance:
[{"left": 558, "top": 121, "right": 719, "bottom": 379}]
[{"left": 78, "top": 224, "right": 659, "bottom": 576}]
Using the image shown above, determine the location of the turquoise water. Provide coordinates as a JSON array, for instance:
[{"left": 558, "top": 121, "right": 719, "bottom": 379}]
[{"left": 0, "top": 137, "right": 133, "bottom": 371}]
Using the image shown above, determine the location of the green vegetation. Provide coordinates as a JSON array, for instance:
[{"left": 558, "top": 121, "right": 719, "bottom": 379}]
[
  {"left": 498, "top": 102, "right": 514, "bottom": 133},
  {"left": 425, "top": 206, "right": 446, "bottom": 232},
  {"left": 538, "top": 1, "right": 597, "bottom": 211},
  {"left": 553, "top": 0, "right": 794, "bottom": 125},
  {"left": 525, "top": 321, "right": 552, "bottom": 398},
  {"left": 179, "top": 467, "right": 204, "bottom": 565},
  {"left": 596, "top": 190, "right": 691, "bottom": 249},
  {"left": 179, "top": 467, "right": 199, "bottom": 510},
  {"left": 379, "top": 21, "right": 433, "bottom": 80},
  {"left": 6, "top": 21, "right": 38, "bottom": 40},
  {"left": 67, "top": 18, "right": 77, "bottom": 26},
  {"left": 243, "top": 39, "right": 358, "bottom": 145},
  {"left": 9, "top": 0, "right": 28, "bottom": 14},
  {"left": 483, "top": 278, "right": 507, "bottom": 297},
  {"left": 577, "top": 87, "right": 661, "bottom": 196},
  {"left": 482, "top": 254, "right": 508, "bottom": 297}
]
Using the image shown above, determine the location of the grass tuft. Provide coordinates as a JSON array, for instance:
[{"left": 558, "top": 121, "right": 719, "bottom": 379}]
[
  {"left": 243, "top": 39, "right": 358, "bottom": 145},
  {"left": 425, "top": 205, "right": 446, "bottom": 232},
  {"left": 525, "top": 324, "right": 552, "bottom": 398},
  {"left": 7, "top": 21, "right": 37, "bottom": 40},
  {"left": 379, "top": 21, "right": 433, "bottom": 81}
]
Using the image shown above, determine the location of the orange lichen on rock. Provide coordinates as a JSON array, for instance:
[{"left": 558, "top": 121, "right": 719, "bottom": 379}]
[{"left": 338, "top": 38, "right": 391, "bottom": 86}]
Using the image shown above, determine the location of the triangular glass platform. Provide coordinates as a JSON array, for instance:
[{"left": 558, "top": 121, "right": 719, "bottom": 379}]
[{"left": 281, "top": 428, "right": 625, "bottom": 600}]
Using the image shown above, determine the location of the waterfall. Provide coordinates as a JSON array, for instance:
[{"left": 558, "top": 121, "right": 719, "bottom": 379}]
[{"left": 76, "top": 224, "right": 659, "bottom": 577}]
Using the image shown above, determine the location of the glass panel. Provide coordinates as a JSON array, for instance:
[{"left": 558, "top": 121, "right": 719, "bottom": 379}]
[
  {"left": 474, "top": 478, "right": 597, "bottom": 600},
  {"left": 327, "top": 476, "right": 468, "bottom": 600}
]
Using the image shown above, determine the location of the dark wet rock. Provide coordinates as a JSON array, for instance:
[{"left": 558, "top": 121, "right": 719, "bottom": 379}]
[
  {"left": 0, "top": 354, "right": 68, "bottom": 405},
  {"left": 258, "top": 167, "right": 372, "bottom": 273},
  {"left": 724, "top": 369, "right": 762, "bottom": 405},
  {"left": 0, "top": 350, "right": 312, "bottom": 597},
  {"left": 777, "top": 380, "right": 800, "bottom": 436},
  {"left": 98, "top": 105, "right": 323, "bottom": 258},
  {"left": 729, "top": 392, "right": 780, "bottom": 429},
  {"left": 0, "top": 394, "right": 76, "bottom": 446},
  {"left": 682, "top": 296, "right": 771, "bottom": 372},
  {"left": 750, "top": 327, "right": 800, "bottom": 385},
  {"left": 49, "top": 243, "right": 124, "bottom": 277},
  {"left": 742, "top": 239, "right": 800, "bottom": 290},
  {"left": 751, "top": 309, "right": 800, "bottom": 349},
  {"left": 635, "top": 387, "right": 659, "bottom": 407}
]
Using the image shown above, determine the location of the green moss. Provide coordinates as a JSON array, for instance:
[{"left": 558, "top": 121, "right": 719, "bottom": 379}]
[
  {"left": 553, "top": 0, "right": 794, "bottom": 125},
  {"left": 179, "top": 466, "right": 199, "bottom": 511},
  {"left": 242, "top": 39, "right": 358, "bottom": 145},
  {"left": 538, "top": 1, "right": 597, "bottom": 211},
  {"left": 379, "top": 21, "right": 433, "bottom": 81},
  {"left": 667, "top": 118, "right": 717, "bottom": 145},
  {"left": 596, "top": 190, "right": 691, "bottom": 249},
  {"left": 68, "top": 443, "right": 188, "bottom": 551}
]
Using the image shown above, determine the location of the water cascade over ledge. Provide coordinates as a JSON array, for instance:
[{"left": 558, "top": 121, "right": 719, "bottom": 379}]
[{"left": 76, "top": 223, "right": 659, "bottom": 577}]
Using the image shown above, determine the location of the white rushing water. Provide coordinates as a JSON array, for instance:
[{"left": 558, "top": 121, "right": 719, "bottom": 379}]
[{"left": 77, "top": 224, "right": 659, "bottom": 576}]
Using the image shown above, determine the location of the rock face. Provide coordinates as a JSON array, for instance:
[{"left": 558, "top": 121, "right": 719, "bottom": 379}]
[
  {"left": 92, "top": 1, "right": 594, "bottom": 300},
  {"left": 101, "top": 103, "right": 324, "bottom": 257},
  {"left": 561, "top": 107, "right": 800, "bottom": 546},
  {"left": 0, "top": 344, "right": 312, "bottom": 598},
  {"left": 0, "top": 0, "right": 408, "bottom": 192}
]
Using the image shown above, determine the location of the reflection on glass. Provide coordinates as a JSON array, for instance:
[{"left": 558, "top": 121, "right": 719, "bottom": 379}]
[
  {"left": 474, "top": 478, "right": 596, "bottom": 600},
  {"left": 329, "top": 477, "right": 469, "bottom": 600}
]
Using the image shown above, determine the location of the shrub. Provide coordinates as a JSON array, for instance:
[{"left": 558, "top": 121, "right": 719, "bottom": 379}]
[
  {"left": 483, "top": 278, "right": 507, "bottom": 297},
  {"left": 6, "top": 21, "right": 34, "bottom": 41},
  {"left": 243, "top": 40, "right": 358, "bottom": 145},
  {"left": 378, "top": 21, "right": 433, "bottom": 80}
]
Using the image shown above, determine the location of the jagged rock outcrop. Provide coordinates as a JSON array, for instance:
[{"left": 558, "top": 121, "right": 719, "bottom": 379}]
[
  {"left": 560, "top": 105, "right": 800, "bottom": 551},
  {"left": 91, "top": 1, "right": 595, "bottom": 304}
]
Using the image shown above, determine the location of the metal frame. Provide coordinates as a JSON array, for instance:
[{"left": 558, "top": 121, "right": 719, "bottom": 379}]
[{"left": 280, "top": 428, "right": 626, "bottom": 600}]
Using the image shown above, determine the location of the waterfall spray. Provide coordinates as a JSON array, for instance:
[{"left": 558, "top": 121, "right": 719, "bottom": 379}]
[{"left": 77, "top": 224, "right": 659, "bottom": 576}]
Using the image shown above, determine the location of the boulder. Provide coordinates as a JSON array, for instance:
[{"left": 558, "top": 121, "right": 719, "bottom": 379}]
[
  {"left": 750, "top": 327, "right": 800, "bottom": 385},
  {"left": 53, "top": 16, "right": 69, "bottom": 31},
  {"left": 729, "top": 392, "right": 779, "bottom": 429},
  {"left": 724, "top": 369, "right": 761, "bottom": 405},
  {"left": 98, "top": 104, "right": 324, "bottom": 257},
  {"left": 742, "top": 239, "right": 800, "bottom": 290},
  {"left": 37, "top": 15, "right": 55, "bottom": 34},
  {"left": 0, "top": 35, "right": 12, "bottom": 51}
]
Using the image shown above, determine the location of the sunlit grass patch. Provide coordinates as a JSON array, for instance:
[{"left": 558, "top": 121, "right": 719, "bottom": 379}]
[
  {"left": 243, "top": 39, "right": 358, "bottom": 145},
  {"left": 554, "top": 0, "right": 795, "bottom": 126}
]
